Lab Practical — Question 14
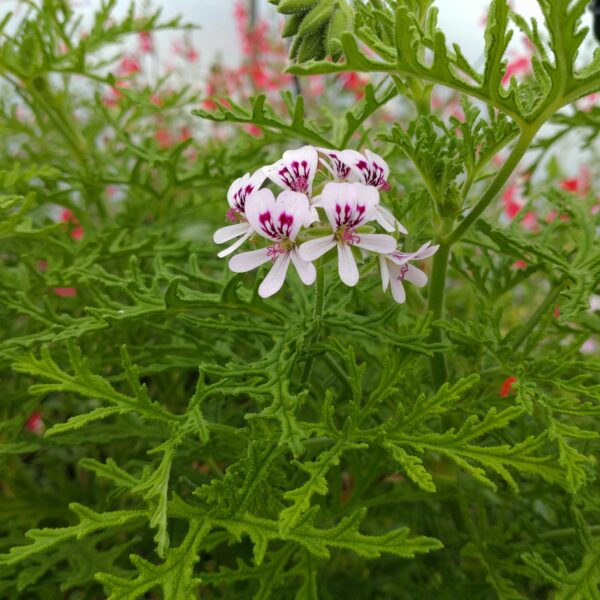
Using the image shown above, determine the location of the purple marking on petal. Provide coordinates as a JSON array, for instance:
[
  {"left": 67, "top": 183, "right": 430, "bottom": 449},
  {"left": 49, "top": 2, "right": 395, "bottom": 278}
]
[
  {"left": 232, "top": 183, "right": 255, "bottom": 212},
  {"left": 277, "top": 158, "right": 312, "bottom": 192},
  {"left": 397, "top": 264, "right": 409, "bottom": 280},
  {"left": 259, "top": 210, "right": 295, "bottom": 239}
]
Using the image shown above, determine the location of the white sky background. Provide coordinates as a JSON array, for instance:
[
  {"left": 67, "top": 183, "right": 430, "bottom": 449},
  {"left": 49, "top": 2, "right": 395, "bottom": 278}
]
[
  {"left": 0, "top": 0, "right": 594, "bottom": 172},
  {"left": 0, "top": 1, "right": 551, "bottom": 72}
]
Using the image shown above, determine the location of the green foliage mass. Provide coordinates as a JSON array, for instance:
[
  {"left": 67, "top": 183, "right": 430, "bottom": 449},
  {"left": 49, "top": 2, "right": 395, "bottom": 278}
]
[{"left": 0, "top": 0, "right": 599, "bottom": 598}]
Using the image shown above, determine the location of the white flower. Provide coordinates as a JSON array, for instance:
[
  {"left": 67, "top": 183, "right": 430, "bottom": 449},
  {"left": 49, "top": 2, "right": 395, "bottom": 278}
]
[
  {"left": 263, "top": 145, "right": 319, "bottom": 197},
  {"left": 379, "top": 241, "right": 439, "bottom": 303},
  {"left": 213, "top": 170, "right": 266, "bottom": 258},
  {"left": 338, "top": 148, "right": 407, "bottom": 234},
  {"left": 316, "top": 147, "right": 358, "bottom": 182},
  {"left": 228, "top": 189, "right": 316, "bottom": 298},
  {"left": 299, "top": 182, "right": 396, "bottom": 287},
  {"left": 339, "top": 148, "right": 391, "bottom": 191}
]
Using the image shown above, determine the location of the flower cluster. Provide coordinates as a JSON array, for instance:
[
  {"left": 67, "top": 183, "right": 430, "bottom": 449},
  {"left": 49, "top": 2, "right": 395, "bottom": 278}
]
[{"left": 214, "top": 146, "right": 438, "bottom": 301}]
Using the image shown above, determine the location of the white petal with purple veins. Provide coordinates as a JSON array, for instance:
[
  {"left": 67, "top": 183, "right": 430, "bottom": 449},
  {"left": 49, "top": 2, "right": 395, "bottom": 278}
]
[
  {"left": 390, "top": 241, "right": 439, "bottom": 265},
  {"left": 246, "top": 189, "right": 310, "bottom": 242},
  {"left": 355, "top": 233, "right": 397, "bottom": 254},
  {"left": 213, "top": 222, "right": 250, "bottom": 244},
  {"left": 403, "top": 264, "right": 428, "bottom": 287},
  {"left": 320, "top": 182, "right": 379, "bottom": 229},
  {"left": 337, "top": 243, "right": 359, "bottom": 286},
  {"left": 389, "top": 269, "right": 407, "bottom": 304},
  {"left": 227, "top": 170, "right": 266, "bottom": 212},
  {"left": 263, "top": 145, "right": 318, "bottom": 197},
  {"left": 290, "top": 248, "right": 316, "bottom": 285},
  {"left": 228, "top": 247, "right": 271, "bottom": 272},
  {"left": 217, "top": 230, "right": 253, "bottom": 258},
  {"left": 259, "top": 252, "right": 292, "bottom": 298},
  {"left": 299, "top": 235, "right": 337, "bottom": 261}
]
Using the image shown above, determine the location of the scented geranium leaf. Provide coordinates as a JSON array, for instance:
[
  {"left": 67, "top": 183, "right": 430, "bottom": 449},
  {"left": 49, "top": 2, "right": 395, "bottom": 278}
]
[
  {"left": 96, "top": 519, "right": 210, "bottom": 600},
  {"left": 382, "top": 445, "right": 436, "bottom": 492},
  {"left": 12, "top": 342, "right": 176, "bottom": 423},
  {"left": 398, "top": 374, "right": 480, "bottom": 429},
  {"left": 196, "top": 441, "right": 283, "bottom": 515},
  {"left": 0, "top": 504, "right": 145, "bottom": 567},
  {"left": 208, "top": 507, "right": 442, "bottom": 561},
  {"left": 289, "top": 0, "right": 600, "bottom": 123},
  {"left": 44, "top": 406, "right": 125, "bottom": 437},
  {"left": 279, "top": 439, "right": 365, "bottom": 534},
  {"left": 382, "top": 407, "right": 567, "bottom": 492},
  {"left": 523, "top": 538, "right": 600, "bottom": 600},
  {"left": 79, "top": 457, "right": 140, "bottom": 490},
  {"left": 131, "top": 443, "right": 175, "bottom": 557},
  {"left": 202, "top": 546, "right": 295, "bottom": 598}
]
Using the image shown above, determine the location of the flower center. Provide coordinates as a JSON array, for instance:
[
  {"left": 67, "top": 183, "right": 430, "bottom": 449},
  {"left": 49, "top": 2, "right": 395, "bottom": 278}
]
[
  {"left": 226, "top": 208, "right": 241, "bottom": 223},
  {"left": 289, "top": 176, "right": 308, "bottom": 193},
  {"left": 336, "top": 226, "right": 360, "bottom": 245},
  {"left": 266, "top": 241, "right": 289, "bottom": 262}
]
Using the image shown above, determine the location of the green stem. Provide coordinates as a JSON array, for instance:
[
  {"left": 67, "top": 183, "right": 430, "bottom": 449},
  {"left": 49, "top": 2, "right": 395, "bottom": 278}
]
[
  {"left": 426, "top": 126, "right": 540, "bottom": 387},
  {"left": 510, "top": 280, "right": 566, "bottom": 352},
  {"left": 300, "top": 259, "right": 325, "bottom": 384},
  {"left": 427, "top": 238, "right": 451, "bottom": 387},
  {"left": 446, "top": 128, "right": 538, "bottom": 245}
]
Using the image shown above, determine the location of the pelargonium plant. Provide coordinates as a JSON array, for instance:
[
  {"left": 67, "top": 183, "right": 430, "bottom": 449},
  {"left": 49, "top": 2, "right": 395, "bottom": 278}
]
[
  {"left": 214, "top": 145, "right": 437, "bottom": 298},
  {"left": 1, "top": 1, "right": 600, "bottom": 599}
]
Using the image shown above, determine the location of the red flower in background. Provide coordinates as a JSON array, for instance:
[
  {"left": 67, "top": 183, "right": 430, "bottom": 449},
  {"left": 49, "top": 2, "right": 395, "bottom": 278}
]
[
  {"left": 118, "top": 56, "right": 141, "bottom": 77},
  {"left": 60, "top": 209, "right": 84, "bottom": 241},
  {"left": 502, "top": 56, "right": 532, "bottom": 86},
  {"left": 139, "top": 31, "right": 153, "bottom": 54},
  {"left": 499, "top": 376, "right": 517, "bottom": 397},
  {"left": 26, "top": 411, "right": 44, "bottom": 435}
]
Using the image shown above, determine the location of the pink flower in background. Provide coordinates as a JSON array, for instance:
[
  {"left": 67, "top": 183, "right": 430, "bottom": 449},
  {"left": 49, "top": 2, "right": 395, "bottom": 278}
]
[
  {"left": 54, "top": 287, "right": 77, "bottom": 297},
  {"left": 499, "top": 376, "right": 517, "bottom": 397},
  {"left": 502, "top": 56, "right": 532, "bottom": 85},
  {"left": 25, "top": 411, "right": 44, "bottom": 435},
  {"left": 138, "top": 31, "right": 153, "bottom": 53},
  {"left": 60, "top": 209, "right": 84, "bottom": 241},
  {"left": 118, "top": 56, "right": 141, "bottom": 77},
  {"left": 560, "top": 167, "right": 590, "bottom": 196}
]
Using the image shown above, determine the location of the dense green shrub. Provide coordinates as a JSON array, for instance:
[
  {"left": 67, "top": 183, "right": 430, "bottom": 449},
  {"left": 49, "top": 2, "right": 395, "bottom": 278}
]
[{"left": 0, "top": 1, "right": 599, "bottom": 598}]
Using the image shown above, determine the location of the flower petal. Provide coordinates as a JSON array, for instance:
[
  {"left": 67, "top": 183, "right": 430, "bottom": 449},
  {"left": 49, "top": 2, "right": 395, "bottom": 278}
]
[
  {"left": 375, "top": 205, "right": 408, "bottom": 234},
  {"left": 299, "top": 235, "right": 336, "bottom": 261},
  {"left": 227, "top": 170, "right": 266, "bottom": 212},
  {"left": 245, "top": 189, "right": 310, "bottom": 242},
  {"left": 244, "top": 189, "right": 277, "bottom": 241},
  {"left": 320, "top": 182, "right": 379, "bottom": 229},
  {"left": 389, "top": 273, "right": 407, "bottom": 303},
  {"left": 355, "top": 233, "right": 397, "bottom": 254},
  {"left": 213, "top": 222, "right": 250, "bottom": 244},
  {"left": 259, "top": 252, "right": 291, "bottom": 297},
  {"left": 217, "top": 230, "right": 253, "bottom": 258},
  {"left": 228, "top": 247, "right": 270, "bottom": 272},
  {"left": 379, "top": 255, "right": 390, "bottom": 292},
  {"left": 291, "top": 248, "right": 316, "bottom": 285},
  {"left": 263, "top": 145, "right": 318, "bottom": 196},
  {"left": 403, "top": 264, "right": 428, "bottom": 288},
  {"left": 337, "top": 243, "right": 359, "bottom": 286}
]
